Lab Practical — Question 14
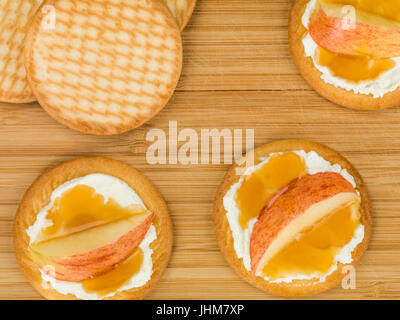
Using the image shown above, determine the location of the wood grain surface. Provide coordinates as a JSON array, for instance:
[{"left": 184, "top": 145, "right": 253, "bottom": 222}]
[{"left": 1, "top": 0, "right": 400, "bottom": 300}]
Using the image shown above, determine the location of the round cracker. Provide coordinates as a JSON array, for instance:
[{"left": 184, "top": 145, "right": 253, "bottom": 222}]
[
  {"left": 0, "top": 0, "right": 43, "bottom": 103},
  {"left": 289, "top": 0, "right": 400, "bottom": 110},
  {"left": 14, "top": 156, "right": 173, "bottom": 300},
  {"left": 25, "top": 0, "right": 182, "bottom": 135},
  {"left": 163, "top": 0, "right": 196, "bottom": 31},
  {"left": 213, "top": 140, "right": 372, "bottom": 297}
]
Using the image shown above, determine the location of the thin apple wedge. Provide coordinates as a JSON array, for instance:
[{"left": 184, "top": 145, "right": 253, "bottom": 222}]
[
  {"left": 309, "top": 1, "right": 400, "bottom": 58},
  {"left": 250, "top": 172, "right": 358, "bottom": 275},
  {"left": 31, "top": 211, "right": 154, "bottom": 282}
]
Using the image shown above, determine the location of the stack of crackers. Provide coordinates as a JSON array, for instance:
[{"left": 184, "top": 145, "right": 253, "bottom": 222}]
[{"left": 0, "top": 0, "right": 196, "bottom": 135}]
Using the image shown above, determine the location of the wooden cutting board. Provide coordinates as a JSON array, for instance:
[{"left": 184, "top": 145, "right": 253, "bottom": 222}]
[{"left": 1, "top": 0, "right": 400, "bottom": 300}]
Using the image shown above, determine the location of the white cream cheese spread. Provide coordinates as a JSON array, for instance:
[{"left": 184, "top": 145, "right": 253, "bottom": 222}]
[
  {"left": 26, "top": 173, "right": 156, "bottom": 300},
  {"left": 223, "top": 150, "right": 365, "bottom": 283},
  {"left": 302, "top": 0, "right": 400, "bottom": 98}
]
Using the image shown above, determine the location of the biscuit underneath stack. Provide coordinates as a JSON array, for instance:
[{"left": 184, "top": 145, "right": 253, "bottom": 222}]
[
  {"left": 0, "top": 0, "right": 199, "bottom": 135},
  {"left": 0, "top": 0, "right": 43, "bottom": 103},
  {"left": 163, "top": 0, "right": 196, "bottom": 30}
]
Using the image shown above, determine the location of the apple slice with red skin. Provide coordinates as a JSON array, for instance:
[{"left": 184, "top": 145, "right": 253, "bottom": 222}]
[
  {"left": 308, "top": 1, "right": 400, "bottom": 58},
  {"left": 31, "top": 211, "right": 154, "bottom": 282},
  {"left": 250, "top": 172, "right": 358, "bottom": 275}
]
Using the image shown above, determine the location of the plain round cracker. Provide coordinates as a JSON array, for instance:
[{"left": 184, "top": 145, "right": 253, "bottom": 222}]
[
  {"left": 25, "top": 0, "right": 182, "bottom": 135},
  {"left": 213, "top": 140, "right": 372, "bottom": 297},
  {"left": 289, "top": 0, "right": 400, "bottom": 110},
  {"left": 163, "top": 0, "right": 196, "bottom": 31},
  {"left": 14, "top": 156, "right": 173, "bottom": 300},
  {"left": 0, "top": 0, "right": 43, "bottom": 103}
]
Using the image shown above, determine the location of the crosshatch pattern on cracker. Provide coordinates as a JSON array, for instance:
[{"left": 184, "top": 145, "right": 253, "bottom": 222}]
[
  {"left": 0, "top": 0, "right": 43, "bottom": 103},
  {"left": 25, "top": 0, "right": 183, "bottom": 135}
]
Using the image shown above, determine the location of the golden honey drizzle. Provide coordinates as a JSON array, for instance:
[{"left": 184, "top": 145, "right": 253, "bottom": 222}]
[
  {"left": 314, "top": 0, "right": 398, "bottom": 82},
  {"left": 236, "top": 153, "right": 307, "bottom": 229},
  {"left": 262, "top": 202, "right": 361, "bottom": 280},
  {"left": 321, "top": 0, "right": 400, "bottom": 22},
  {"left": 40, "top": 185, "right": 146, "bottom": 241},
  {"left": 82, "top": 248, "right": 144, "bottom": 296},
  {"left": 316, "top": 46, "right": 395, "bottom": 82},
  {"left": 34, "top": 184, "right": 148, "bottom": 296}
]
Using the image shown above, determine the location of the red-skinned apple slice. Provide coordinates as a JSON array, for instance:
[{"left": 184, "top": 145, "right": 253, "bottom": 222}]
[
  {"left": 250, "top": 172, "right": 358, "bottom": 275},
  {"left": 308, "top": 1, "right": 400, "bottom": 58},
  {"left": 31, "top": 211, "right": 154, "bottom": 282}
]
